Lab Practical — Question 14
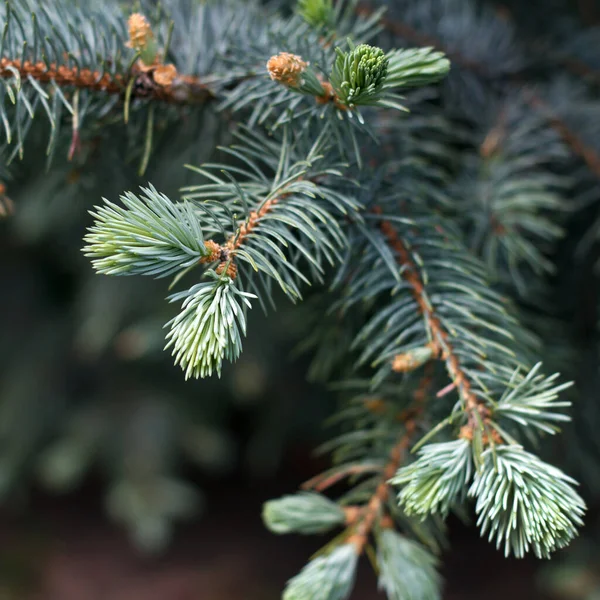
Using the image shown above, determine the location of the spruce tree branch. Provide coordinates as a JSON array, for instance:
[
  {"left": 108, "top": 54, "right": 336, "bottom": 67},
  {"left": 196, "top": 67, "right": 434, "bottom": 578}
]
[
  {"left": 200, "top": 173, "right": 310, "bottom": 278},
  {"left": 372, "top": 207, "right": 498, "bottom": 440},
  {"left": 0, "top": 57, "right": 213, "bottom": 105},
  {"left": 356, "top": 4, "right": 600, "bottom": 185},
  {"left": 301, "top": 463, "right": 383, "bottom": 492},
  {"left": 356, "top": 3, "right": 491, "bottom": 76},
  {"left": 346, "top": 368, "right": 433, "bottom": 553},
  {"left": 527, "top": 92, "right": 600, "bottom": 178}
]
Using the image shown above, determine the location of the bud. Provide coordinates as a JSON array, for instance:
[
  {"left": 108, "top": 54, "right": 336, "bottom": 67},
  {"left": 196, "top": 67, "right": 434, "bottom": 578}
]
[
  {"left": 263, "top": 492, "right": 345, "bottom": 535},
  {"left": 201, "top": 240, "right": 222, "bottom": 263},
  {"left": 267, "top": 52, "right": 308, "bottom": 88},
  {"left": 267, "top": 52, "right": 327, "bottom": 97},
  {"left": 153, "top": 63, "right": 178, "bottom": 87},
  {"left": 330, "top": 43, "right": 389, "bottom": 107},
  {"left": 216, "top": 261, "right": 238, "bottom": 280},
  {"left": 391, "top": 345, "right": 434, "bottom": 372},
  {"left": 126, "top": 13, "right": 158, "bottom": 66}
]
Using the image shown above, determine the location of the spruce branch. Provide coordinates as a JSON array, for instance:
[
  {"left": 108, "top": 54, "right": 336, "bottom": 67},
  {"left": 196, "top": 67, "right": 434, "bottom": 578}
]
[
  {"left": 373, "top": 206, "right": 490, "bottom": 437},
  {"left": 469, "top": 445, "right": 585, "bottom": 558},
  {"left": 283, "top": 543, "right": 359, "bottom": 600},
  {"left": 376, "top": 529, "right": 442, "bottom": 600},
  {"left": 182, "top": 125, "right": 359, "bottom": 301},
  {"left": 83, "top": 186, "right": 209, "bottom": 278},
  {"left": 356, "top": 1, "right": 600, "bottom": 184},
  {"left": 392, "top": 439, "right": 473, "bottom": 518},
  {"left": 165, "top": 273, "right": 255, "bottom": 379},
  {"left": 263, "top": 492, "right": 347, "bottom": 535},
  {"left": 0, "top": 1, "right": 216, "bottom": 163}
]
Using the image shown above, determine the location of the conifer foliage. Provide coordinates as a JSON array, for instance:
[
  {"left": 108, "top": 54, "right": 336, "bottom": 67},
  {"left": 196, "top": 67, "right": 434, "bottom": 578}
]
[{"left": 0, "top": 0, "right": 597, "bottom": 596}]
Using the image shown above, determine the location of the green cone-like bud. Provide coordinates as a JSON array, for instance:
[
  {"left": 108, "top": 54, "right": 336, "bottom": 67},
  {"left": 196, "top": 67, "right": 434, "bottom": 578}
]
[{"left": 330, "top": 43, "right": 389, "bottom": 107}]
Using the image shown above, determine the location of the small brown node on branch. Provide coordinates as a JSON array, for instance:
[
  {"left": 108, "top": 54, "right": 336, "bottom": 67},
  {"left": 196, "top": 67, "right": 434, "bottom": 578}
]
[
  {"left": 480, "top": 127, "right": 503, "bottom": 158},
  {"left": 0, "top": 183, "right": 13, "bottom": 219},
  {"left": 379, "top": 514, "right": 395, "bottom": 530},
  {"left": 200, "top": 240, "right": 222, "bottom": 263},
  {"left": 314, "top": 78, "right": 348, "bottom": 110},
  {"left": 344, "top": 506, "right": 362, "bottom": 525},
  {"left": 364, "top": 397, "right": 387, "bottom": 415},
  {"left": 391, "top": 342, "right": 438, "bottom": 373},
  {"left": 153, "top": 63, "right": 178, "bottom": 87},
  {"left": 491, "top": 215, "right": 507, "bottom": 235},
  {"left": 216, "top": 262, "right": 238, "bottom": 280},
  {"left": 459, "top": 423, "right": 503, "bottom": 445}
]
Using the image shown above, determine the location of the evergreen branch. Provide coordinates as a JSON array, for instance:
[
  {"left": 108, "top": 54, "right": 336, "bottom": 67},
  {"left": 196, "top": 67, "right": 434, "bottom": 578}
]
[
  {"left": 0, "top": 1, "right": 222, "bottom": 163},
  {"left": 469, "top": 445, "right": 585, "bottom": 558},
  {"left": 270, "top": 370, "right": 444, "bottom": 599},
  {"left": 527, "top": 92, "right": 600, "bottom": 179},
  {"left": 0, "top": 57, "right": 211, "bottom": 104},
  {"left": 346, "top": 369, "right": 432, "bottom": 553},
  {"left": 335, "top": 191, "right": 570, "bottom": 452},
  {"left": 376, "top": 529, "right": 442, "bottom": 600},
  {"left": 165, "top": 273, "right": 255, "bottom": 379},
  {"left": 373, "top": 207, "right": 487, "bottom": 435},
  {"left": 358, "top": 2, "right": 600, "bottom": 184},
  {"left": 83, "top": 186, "right": 209, "bottom": 278},
  {"left": 182, "top": 125, "right": 360, "bottom": 301}
]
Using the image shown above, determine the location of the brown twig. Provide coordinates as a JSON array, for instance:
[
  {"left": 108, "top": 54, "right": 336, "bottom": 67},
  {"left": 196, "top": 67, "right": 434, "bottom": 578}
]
[
  {"left": 200, "top": 175, "right": 308, "bottom": 279},
  {"left": 346, "top": 369, "right": 433, "bottom": 552},
  {"left": 0, "top": 57, "right": 212, "bottom": 105},
  {"left": 301, "top": 464, "right": 383, "bottom": 493},
  {"left": 373, "top": 207, "right": 499, "bottom": 444},
  {"left": 374, "top": 208, "right": 479, "bottom": 413},
  {"left": 527, "top": 92, "right": 600, "bottom": 178},
  {"left": 480, "top": 104, "right": 509, "bottom": 158}
]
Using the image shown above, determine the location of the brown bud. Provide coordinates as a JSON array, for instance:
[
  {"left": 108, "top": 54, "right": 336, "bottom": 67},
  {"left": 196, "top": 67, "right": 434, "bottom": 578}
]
[
  {"left": 201, "top": 240, "right": 222, "bottom": 263},
  {"left": 216, "top": 262, "right": 238, "bottom": 279},
  {"left": 126, "top": 13, "right": 154, "bottom": 50},
  {"left": 267, "top": 52, "right": 308, "bottom": 87},
  {"left": 153, "top": 64, "right": 178, "bottom": 87},
  {"left": 364, "top": 397, "right": 387, "bottom": 415},
  {"left": 391, "top": 345, "right": 435, "bottom": 373}
]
